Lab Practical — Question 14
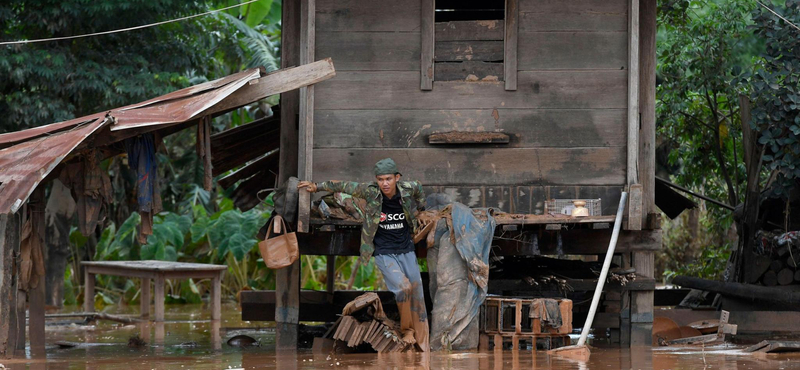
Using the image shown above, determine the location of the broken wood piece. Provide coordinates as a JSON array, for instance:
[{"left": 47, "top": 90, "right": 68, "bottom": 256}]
[
  {"left": 744, "top": 340, "right": 800, "bottom": 353},
  {"left": 428, "top": 131, "right": 510, "bottom": 144},
  {"left": 745, "top": 254, "right": 771, "bottom": 284},
  {"left": 688, "top": 319, "right": 719, "bottom": 335},
  {"left": 744, "top": 340, "right": 771, "bottom": 353},
  {"left": 665, "top": 333, "right": 720, "bottom": 346},
  {"left": 323, "top": 315, "right": 343, "bottom": 339}
]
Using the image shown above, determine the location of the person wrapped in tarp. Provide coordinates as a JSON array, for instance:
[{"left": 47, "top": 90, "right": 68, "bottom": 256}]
[{"left": 423, "top": 201, "right": 497, "bottom": 350}]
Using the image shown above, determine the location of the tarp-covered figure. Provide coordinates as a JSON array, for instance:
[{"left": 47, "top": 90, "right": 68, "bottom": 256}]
[{"left": 427, "top": 202, "right": 496, "bottom": 350}]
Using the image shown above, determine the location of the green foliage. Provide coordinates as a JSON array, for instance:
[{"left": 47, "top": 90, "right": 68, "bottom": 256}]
[
  {"left": 0, "top": 0, "right": 214, "bottom": 132},
  {"left": 658, "top": 207, "right": 736, "bottom": 281},
  {"left": 141, "top": 213, "right": 193, "bottom": 261},
  {"left": 0, "top": 0, "right": 281, "bottom": 134},
  {"left": 95, "top": 212, "right": 140, "bottom": 260},
  {"left": 657, "top": 0, "right": 757, "bottom": 213},
  {"left": 741, "top": 1, "right": 800, "bottom": 198},
  {"left": 654, "top": 0, "right": 763, "bottom": 279},
  {"left": 664, "top": 242, "right": 731, "bottom": 282},
  {"left": 191, "top": 205, "right": 268, "bottom": 262}
]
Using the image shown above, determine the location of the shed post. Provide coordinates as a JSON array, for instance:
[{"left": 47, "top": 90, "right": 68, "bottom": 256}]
[
  {"left": 625, "top": 0, "right": 642, "bottom": 231},
  {"left": 13, "top": 206, "right": 26, "bottom": 356},
  {"left": 629, "top": 0, "right": 657, "bottom": 346},
  {"left": 275, "top": 0, "right": 303, "bottom": 349},
  {"left": 0, "top": 212, "right": 20, "bottom": 358},
  {"left": 297, "top": 0, "right": 316, "bottom": 233},
  {"left": 638, "top": 0, "right": 657, "bottom": 229},
  {"left": 29, "top": 186, "right": 46, "bottom": 357}
]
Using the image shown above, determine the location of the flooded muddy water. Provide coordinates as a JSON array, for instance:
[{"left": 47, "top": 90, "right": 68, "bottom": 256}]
[{"left": 3, "top": 303, "right": 800, "bottom": 369}]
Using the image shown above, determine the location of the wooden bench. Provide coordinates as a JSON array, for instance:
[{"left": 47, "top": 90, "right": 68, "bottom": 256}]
[{"left": 81, "top": 261, "right": 227, "bottom": 322}]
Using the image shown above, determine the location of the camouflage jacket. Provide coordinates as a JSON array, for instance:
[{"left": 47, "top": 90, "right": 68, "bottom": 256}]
[{"left": 316, "top": 180, "right": 426, "bottom": 261}]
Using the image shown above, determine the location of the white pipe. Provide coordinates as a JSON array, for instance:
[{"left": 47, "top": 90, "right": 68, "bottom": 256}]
[{"left": 577, "top": 192, "right": 628, "bottom": 347}]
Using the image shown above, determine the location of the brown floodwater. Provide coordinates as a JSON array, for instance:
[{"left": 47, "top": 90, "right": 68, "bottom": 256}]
[{"left": 3, "top": 303, "right": 800, "bottom": 369}]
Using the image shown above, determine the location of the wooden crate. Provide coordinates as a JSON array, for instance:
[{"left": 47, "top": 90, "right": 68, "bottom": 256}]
[{"left": 482, "top": 297, "right": 572, "bottom": 335}]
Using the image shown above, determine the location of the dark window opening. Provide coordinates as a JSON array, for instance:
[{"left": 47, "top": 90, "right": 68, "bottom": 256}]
[
  {"left": 433, "top": 0, "right": 505, "bottom": 81},
  {"left": 435, "top": 0, "right": 505, "bottom": 22}
]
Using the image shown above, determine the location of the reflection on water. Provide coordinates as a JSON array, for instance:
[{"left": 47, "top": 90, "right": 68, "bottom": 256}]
[{"left": 2, "top": 303, "right": 800, "bottom": 369}]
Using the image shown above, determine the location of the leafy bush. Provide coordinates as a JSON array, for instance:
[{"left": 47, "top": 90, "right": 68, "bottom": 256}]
[{"left": 740, "top": 1, "right": 800, "bottom": 198}]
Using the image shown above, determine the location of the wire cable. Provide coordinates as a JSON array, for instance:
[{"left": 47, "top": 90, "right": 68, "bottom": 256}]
[
  {"left": 1, "top": 0, "right": 260, "bottom": 46},
  {"left": 755, "top": 0, "right": 800, "bottom": 32}
]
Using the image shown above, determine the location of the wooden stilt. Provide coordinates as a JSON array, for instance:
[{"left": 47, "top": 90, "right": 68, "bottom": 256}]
[
  {"left": 211, "top": 272, "right": 222, "bottom": 320},
  {"left": 154, "top": 274, "right": 165, "bottom": 322},
  {"left": 140, "top": 278, "right": 150, "bottom": 319},
  {"left": 84, "top": 268, "right": 95, "bottom": 313},
  {"left": 631, "top": 251, "right": 654, "bottom": 346}
]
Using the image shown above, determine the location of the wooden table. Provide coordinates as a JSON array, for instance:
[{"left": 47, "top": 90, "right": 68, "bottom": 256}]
[{"left": 81, "top": 261, "right": 227, "bottom": 322}]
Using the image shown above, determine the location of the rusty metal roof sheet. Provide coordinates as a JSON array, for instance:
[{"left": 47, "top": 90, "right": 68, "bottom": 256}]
[
  {"left": 111, "top": 68, "right": 262, "bottom": 130},
  {"left": 0, "top": 117, "right": 109, "bottom": 213},
  {"left": 0, "top": 68, "right": 263, "bottom": 148},
  {"left": 0, "top": 68, "right": 264, "bottom": 214}
]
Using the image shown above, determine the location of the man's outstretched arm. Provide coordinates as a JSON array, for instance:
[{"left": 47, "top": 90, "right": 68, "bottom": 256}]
[{"left": 298, "top": 180, "right": 370, "bottom": 198}]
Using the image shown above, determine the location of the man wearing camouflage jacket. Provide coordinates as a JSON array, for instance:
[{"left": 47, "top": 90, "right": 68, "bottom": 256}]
[{"left": 298, "top": 158, "right": 429, "bottom": 351}]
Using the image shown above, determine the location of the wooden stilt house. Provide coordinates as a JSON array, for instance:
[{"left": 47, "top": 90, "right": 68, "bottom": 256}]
[{"left": 258, "top": 0, "right": 661, "bottom": 348}]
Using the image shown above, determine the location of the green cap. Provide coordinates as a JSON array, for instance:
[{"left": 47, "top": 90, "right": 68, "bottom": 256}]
[{"left": 374, "top": 158, "right": 401, "bottom": 176}]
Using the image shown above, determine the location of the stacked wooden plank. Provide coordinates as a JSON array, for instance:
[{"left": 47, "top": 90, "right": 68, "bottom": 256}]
[{"left": 332, "top": 315, "right": 408, "bottom": 353}]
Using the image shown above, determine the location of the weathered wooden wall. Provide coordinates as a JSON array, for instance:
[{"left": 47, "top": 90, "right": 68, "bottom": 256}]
[{"left": 312, "top": 0, "right": 629, "bottom": 213}]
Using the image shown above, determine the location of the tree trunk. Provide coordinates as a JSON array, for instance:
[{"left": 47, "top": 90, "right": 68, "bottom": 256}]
[{"left": 44, "top": 179, "right": 76, "bottom": 308}]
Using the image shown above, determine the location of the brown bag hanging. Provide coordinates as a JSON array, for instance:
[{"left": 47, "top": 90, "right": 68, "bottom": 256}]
[{"left": 258, "top": 215, "right": 299, "bottom": 269}]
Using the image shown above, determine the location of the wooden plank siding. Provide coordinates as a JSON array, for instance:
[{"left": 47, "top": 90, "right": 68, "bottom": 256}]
[
  {"left": 517, "top": 32, "right": 628, "bottom": 70},
  {"left": 314, "top": 71, "right": 627, "bottom": 109},
  {"left": 312, "top": 147, "right": 626, "bottom": 186},
  {"left": 311, "top": 0, "right": 630, "bottom": 194},
  {"left": 518, "top": 0, "right": 628, "bottom": 32},
  {"left": 316, "top": 0, "right": 420, "bottom": 32},
  {"left": 314, "top": 109, "right": 626, "bottom": 148},
  {"left": 316, "top": 32, "right": 419, "bottom": 71}
]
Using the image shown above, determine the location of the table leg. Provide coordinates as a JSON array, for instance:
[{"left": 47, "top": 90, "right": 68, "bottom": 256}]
[
  {"left": 84, "top": 269, "right": 95, "bottom": 313},
  {"left": 211, "top": 272, "right": 221, "bottom": 320},
  {"left": 154, "top": 274, "right": 165, "bottom": 322},
  {"left": 141, "top": 277, "right": 151, "bottom": 319}
]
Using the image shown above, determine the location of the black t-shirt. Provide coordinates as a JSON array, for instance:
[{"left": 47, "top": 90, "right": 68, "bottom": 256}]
[{"left": 373, "top": 192, "right": 415, "bottom": 255}]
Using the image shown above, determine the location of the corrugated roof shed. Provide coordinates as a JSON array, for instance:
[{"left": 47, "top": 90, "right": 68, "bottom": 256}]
[{"left": 0, "top": 59, "right": 336, "bottom": 214}]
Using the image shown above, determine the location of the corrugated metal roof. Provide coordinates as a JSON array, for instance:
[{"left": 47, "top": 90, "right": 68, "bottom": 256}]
[
  {"left": 0, "top": 68, "right": 264, "bottom": 214},
  {"left": 111, "top": 68, "right": 262, "bottom": 130},
  {"left": 0, "top": 117, "right": 109, "bottom": 213}
]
